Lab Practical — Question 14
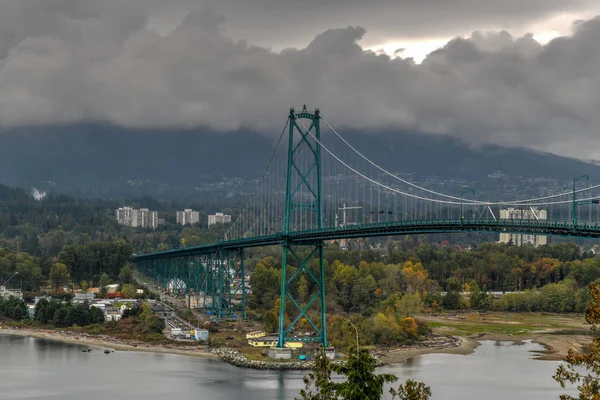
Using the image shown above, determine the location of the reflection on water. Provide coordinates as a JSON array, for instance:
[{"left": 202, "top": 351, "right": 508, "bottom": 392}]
[{"left": 0, "top": 335, "right": 576, "bottom": 400}]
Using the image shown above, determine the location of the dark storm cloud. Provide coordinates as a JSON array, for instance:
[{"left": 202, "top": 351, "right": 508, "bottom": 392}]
[{"left": 0, "top": 1, "right": 599, "bottom": 158}]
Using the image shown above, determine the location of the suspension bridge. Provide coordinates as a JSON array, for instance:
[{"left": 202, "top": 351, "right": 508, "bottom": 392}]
[{"left": 134, "top": 106, "right": 600, "bottom": 349}]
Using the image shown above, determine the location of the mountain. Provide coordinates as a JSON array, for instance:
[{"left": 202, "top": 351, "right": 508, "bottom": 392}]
[{"left": 0, "top": 125, "right": 598, "bottom": 200}]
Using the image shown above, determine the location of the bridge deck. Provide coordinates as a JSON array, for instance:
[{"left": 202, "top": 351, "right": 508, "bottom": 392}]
[{"left": 133, "top": 218, "right": 599, "bottom": 261}]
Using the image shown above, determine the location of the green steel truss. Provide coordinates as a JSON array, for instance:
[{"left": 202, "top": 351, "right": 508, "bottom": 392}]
[
  {"left": 278, "top": 106, "right": 327, "bottom": 348},
  {"left": 136, "top": 248, "right": 245, "bottom": 320}
]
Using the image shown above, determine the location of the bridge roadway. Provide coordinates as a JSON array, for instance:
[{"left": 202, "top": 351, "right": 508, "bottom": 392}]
[{"left": 133, "top": 218, "right": 600, "bottom": 261}]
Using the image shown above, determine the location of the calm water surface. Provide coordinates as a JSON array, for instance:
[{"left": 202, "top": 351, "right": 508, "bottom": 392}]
[{"left": 0, "top": 335, "right": 576, "bottom": 399}]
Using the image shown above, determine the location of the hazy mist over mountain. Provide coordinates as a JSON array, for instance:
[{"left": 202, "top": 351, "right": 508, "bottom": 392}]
[{"left": 1, "top": 125, "right": 599, "bottom": 200}]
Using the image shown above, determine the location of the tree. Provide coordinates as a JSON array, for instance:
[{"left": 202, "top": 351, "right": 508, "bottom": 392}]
[
  {"left": 297, "top": 347, "right": 431, "bottom": 400},
  {"left": 555, "top": 282, "right": 600, "bottom": 399},
  {"left": 397, "top": 293, "right": 424, "bottom": 316},
  {"left": 99, "top": 273, "right": 111, "bottom": 288},
  {"left": 329, "top": 349, "right": 397, "bottom": 399},
  {"left": 297, "top": 349, "right": 336, "bottom": 400},
  {"left": 49, "top": 263, "right": 70, "bottom": 289},
  {"left": 119, "top": 265, "right": 134, "bottom": 284},
  {"left": 298, "top": 275, "right": 309, "bottom": 303},
  {"left": 390, "top": 379, "right": 432, "bottom": 400},
  {"left": 121, "top": 283, "right": 137, "bottom": 298}
]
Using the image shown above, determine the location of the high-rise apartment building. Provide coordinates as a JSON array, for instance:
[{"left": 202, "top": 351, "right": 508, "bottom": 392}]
[
  {"left": 177, "top": 209, "right": 200, "bottom": 225},
  {"left": 498, "top": 208, "right": 547, "bottom": 246},
  {"left": 116, "top": 207, "right": 158, "bottom": 229},
  {"left": 208, "top": 212, "right": 232, "bottom": 226},
  {"left": 115, "top": 207, "right": 135, "bottom": 226}
]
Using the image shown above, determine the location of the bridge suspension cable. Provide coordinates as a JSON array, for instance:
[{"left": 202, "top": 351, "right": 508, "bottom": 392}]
[
  {"left": 322, "top": 118, "right": 600, "bottom": 206},
  {"left": 297, "top": 116, "right": 597, "bottom": 207},
  {"left": 224, "top": 118, "right": 288, "bottom": 240}
]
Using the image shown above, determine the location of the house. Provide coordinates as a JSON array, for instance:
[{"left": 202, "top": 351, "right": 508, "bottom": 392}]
[
  {"left": 106, "top": 284, "right": 119, "bottom": 294},
  {"left": 74, "top": 293, "right": 95, "bottom": 302},
  {"left": 34, "top": 295, "right": 52, "bottom": 305}
]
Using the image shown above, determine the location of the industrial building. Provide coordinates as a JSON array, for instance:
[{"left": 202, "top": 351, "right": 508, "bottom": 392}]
[{"left": 498, "top": 207, "right": 547, "bottom": 246}]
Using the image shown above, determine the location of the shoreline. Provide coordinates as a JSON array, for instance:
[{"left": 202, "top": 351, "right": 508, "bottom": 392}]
[
  {"left": 0, "top": 326, "right": 219, "bottom": 360},
  {"left": 0, "top": 325, "right": 584, "bottom": 368}
]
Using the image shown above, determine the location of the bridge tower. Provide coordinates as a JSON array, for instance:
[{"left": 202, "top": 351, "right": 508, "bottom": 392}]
[{"left": 278, "top": 105, "right": 328, "bottom": 348}]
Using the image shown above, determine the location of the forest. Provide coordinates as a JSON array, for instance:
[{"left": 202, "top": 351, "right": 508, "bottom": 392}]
[{"left": 1, "top": 182, "right": 599, "bottom": 350}]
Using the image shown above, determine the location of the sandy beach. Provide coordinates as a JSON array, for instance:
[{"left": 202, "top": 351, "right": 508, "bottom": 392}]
[{"left": 0, "top": 326, "right": 219, "bottom": 360}]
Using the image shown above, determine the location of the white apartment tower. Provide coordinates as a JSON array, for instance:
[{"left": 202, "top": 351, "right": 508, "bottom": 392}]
[
  {"left": 177, "top": 209, "right": 200, "bottom": 225},
  {"left": 116, "top": 207, "right": 135, "bottom": 226},
  {"left": 116, "top": 207, "right": 158, "bottom": 229},
  {"left": 208, "top": 212, "right": 232, "bottom": 227},
  {"left": 499, "top": 208, "right": 547, "bottom": 247}
]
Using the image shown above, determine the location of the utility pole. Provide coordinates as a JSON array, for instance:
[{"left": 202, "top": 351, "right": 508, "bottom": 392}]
[{"left": 345, "top": 318, "right": 360, "bottom": 357}]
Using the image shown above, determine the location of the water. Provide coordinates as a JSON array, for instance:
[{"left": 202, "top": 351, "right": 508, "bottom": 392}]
[{"left": 0, "top": 335, "right": 576, "bottom": 399}]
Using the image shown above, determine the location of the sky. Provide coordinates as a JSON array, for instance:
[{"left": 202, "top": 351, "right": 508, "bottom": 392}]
[{"left": 0, "top": 0, "right": 599, "bottom": 159}]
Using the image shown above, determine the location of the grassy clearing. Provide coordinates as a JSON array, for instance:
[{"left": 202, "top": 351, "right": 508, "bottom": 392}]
[{"left": 424, "top": 312, "right": 588, "bottom": 337}]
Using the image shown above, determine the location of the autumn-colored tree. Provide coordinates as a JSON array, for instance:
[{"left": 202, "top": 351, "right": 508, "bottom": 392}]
[
  {"left": 555, "top": 282, "right": 600, "bottom": 399},
  {"left": 402, "top": 261, "right": 429, "bottom": 294},
  {"left": 400, "top": 317, "right": 419, "bottom": 338}
]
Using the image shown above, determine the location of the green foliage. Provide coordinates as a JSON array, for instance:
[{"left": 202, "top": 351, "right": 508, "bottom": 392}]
[
  {"left": 390, "top": 379, "right": 432, "bottom": 400},
  {"left": 0, "top": 297, "right": 28, "bottom": 320},
  {"left": 58, "top": 240, "right": 132, "bottom": 283},
  {"left": 119, "top": 265, "right": 134, "bottom": 284},
  {"left": 48, "top": 263, "right": 70, "bottom": 288},
  {"left": 33, "top": 299, "right": 105, "bottom": 327},
  {"left": 99, "top": 273, "right": 111, "bottom": 288},
  {"left": 554, "top": 282, "right": 600, "bottom": 399},
  {"left": 121, "top": 283, "right": 137, "bottom": 298},
  {"left": 297, "top": 349, "right": 335, "bottom": 400},
  {"left": 0, "top": 248, "right": 43, "bottom": 291},
  {"left": 297, "top": 347, "right": 430, "bottom": 400},
  {"left": 118, "top": 304, "right": 165, "bottom": 335}
]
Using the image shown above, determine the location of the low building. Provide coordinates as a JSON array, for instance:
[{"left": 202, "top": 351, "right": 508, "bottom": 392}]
[
  {"left": 0, "top": 287, "right": 23, "bottom": 300},
  {"left": 246, "top": 330, "right": 267, "bottom": 339},
  {"left": 248, "top": 336, "right": 303, "bottom": 348},
  {"left": 74, "top": 293, "right": 95, "bottom": 302}
]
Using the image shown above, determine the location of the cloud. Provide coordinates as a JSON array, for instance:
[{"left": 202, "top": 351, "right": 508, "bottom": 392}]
[{"left": 0, "top": 1, "right": 599, "bottom": 159}]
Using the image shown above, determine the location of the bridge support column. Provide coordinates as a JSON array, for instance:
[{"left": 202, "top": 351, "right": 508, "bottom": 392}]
[{"left": 277, "top": 240, "right": 328, "bottom": 348}]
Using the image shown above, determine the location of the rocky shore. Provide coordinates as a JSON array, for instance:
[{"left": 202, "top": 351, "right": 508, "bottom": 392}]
[
  {"left": 1, "top": 325, "right": 470, "bottom": 370},
  {"left": 212, "top": 348, "right": 317, "bottom": 370},
  {"left": 212, "top": 335, "right": 467, "bottom": 370}
]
